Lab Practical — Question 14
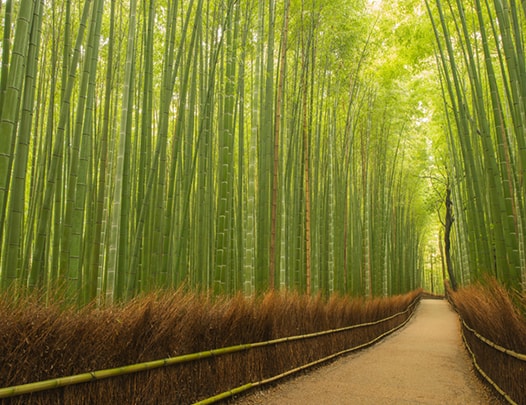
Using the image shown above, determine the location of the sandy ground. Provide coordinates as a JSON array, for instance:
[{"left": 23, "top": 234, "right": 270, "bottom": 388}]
[{"left": 233, "top": 299, "right": 501, "bottom": 404}]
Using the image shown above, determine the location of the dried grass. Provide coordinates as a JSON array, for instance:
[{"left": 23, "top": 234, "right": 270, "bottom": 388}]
[
  {"left": 0, "top": 288, "right": 421, "bottom": 404},
  {"left": 448, "top": 278, "right": 526, "bottom": 404}
]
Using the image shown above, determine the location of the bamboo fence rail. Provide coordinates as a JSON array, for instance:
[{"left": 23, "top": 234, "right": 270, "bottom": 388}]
[
  {"left": 460, "top": 329, "right": 518, "bottom": 405},
  {"left": 195, "top": 302, "right": 418, "bottom": 404},
  {"left": 0, "top": 296, "right": 420, "bottom": 401},
  {"left": 448, "top": 294, "right": 525, "bottom": 405},
  {"left": 461, "top": 320, "right": 526, "bottom": 362}
]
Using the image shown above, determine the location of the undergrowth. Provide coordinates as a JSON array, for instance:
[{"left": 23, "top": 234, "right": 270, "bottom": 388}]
[
  {"left": 448, "top": 279, "right": 526, "bottom": 405},
  {"left": 0, "top": 288, "right": 421, "bottom": 404}
]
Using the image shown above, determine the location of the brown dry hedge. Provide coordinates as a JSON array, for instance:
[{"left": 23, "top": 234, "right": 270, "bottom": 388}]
[
  {"left": 448, "top": 279, "right": 526, "bottom": 405},
  {"left": 0, "top": 289, "right": 421, "bottom": 404}
]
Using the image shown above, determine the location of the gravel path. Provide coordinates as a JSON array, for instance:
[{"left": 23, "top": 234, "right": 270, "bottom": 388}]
[{"left": 234, "top": 299, "right": 500, "bottom": 404}]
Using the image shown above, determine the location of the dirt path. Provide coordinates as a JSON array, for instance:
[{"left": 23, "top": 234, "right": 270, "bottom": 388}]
[{"left": 234, "top": 299, "right": 499, "bottom": 404}]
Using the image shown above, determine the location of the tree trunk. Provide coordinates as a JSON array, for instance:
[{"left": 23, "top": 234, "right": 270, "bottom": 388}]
[{"left": 444, "top": 187, "right": 457, "bottom": 291}]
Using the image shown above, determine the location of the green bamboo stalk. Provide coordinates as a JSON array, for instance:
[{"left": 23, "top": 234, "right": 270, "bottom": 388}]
[
  {"left": 127, "top": 0, "right": 185, "bottom": 295},
  {"left": 165, "top": 0, "right": 203, "bottom": 287},
  {"left": 0, "top": 0, "right": 439, "bottom": 299},
  {"left": 492, "top": 0, "right": 526, "bottom": 179},
  {"left": 0, "top": 0, "right": 35, "bottom": 258},
  {"left": 489, "top": 0, "right": 526, "bottom": 285},
  {"left": 428, "top": 0, "right": 525, "bottom": 289},
  {"left": 19, "top": 13, "right": 50, "bottom": 288},
  {"left": 30, "top": 0, "right": 93, "bottom": 288},
  {"left": 385, "top": 131, "right": 403, "bottom": 295},
  {"left": 175, "top": 0, "right": 233, "bottom": 291},
  {"left": 299, "top": 0, "right": 315, "bottom": 294},
  {"left": 454, "top": 0, "right": 518, "bottom": 285},
  {"left": 134, "top": 0, "right": 155, "bottom": 293},
  {"left": 235, "top": 2, "right": 251, "bottom": 293},
  {"left": 192, "top": 1, "right": 213, "bottom": 290},
  {"left": 328, "top": 98, "right": 338, "bottom": 295},
  {"left": 360, "top": 101, "right": 372, "bottom": 298},
  {"left": 214, "top": 0, "right": 238, "bottom": 294},
  {"left": 179, "top": 5, "right": 202, "bottom": 288},
  {"left": 87, "top": 0, "right": 115, "bottom": 303},
  {"left": 75, "top": 0, "right": 105, "bottom": 303},
  {"left": 0, "top": 0, "right": 13, "bottom": 118},
  {"left": 270, "top": 0, "right": 290, "bottom": 291},
  {"left": 1, "top": 0, "right": 42, "bottom": 290},
  {"left": 426, "top": 0, "right": 493, "bottom": 280},
  {"left": 243, "top": 0, "right": 260, "bottom": 295},
  {"left": 106, "top": 0, "right": 138, "bottom": 303},
  {"left": 60, "top": 1, "right": 98, "bottom": 282},
  {"left": 61, "top": 0, "right": 104, "bottom": 303},
  {"left": 255, "top": 0, "right": 275, "bottom": 292},
  {"left": 47, "top": 0, "right": 71, "bottom": 291},
  {"left": 437, "top": 55, "right": 476, "bottom": 283}
]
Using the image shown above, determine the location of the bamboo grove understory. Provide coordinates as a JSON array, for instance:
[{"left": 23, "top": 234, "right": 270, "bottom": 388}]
[{"left": 0, "top": 0, "right": 525, "bottom": 305}]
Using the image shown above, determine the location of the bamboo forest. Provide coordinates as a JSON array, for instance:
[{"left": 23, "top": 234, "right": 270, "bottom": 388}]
[
  {"left": 0, "top": 0, "right": 526, "bottom": 403},
  {"left": 2, "top": 0, "right": 525, "bottom": 303}
]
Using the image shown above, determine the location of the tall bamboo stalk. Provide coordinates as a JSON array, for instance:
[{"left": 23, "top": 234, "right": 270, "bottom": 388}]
[
  {"left": 0, "top": 0, "right": 36, "bottom": 261},
  {"left": 0, "top": 0, "right": 431, "bottom": 301},
  {"left": 427, "top": 0, "right": 526, "bottom": 290}
]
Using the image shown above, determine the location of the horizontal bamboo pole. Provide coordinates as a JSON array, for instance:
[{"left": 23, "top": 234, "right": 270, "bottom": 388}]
[
  {"left": 0, "top": 296, "right": 421, "bottom": 399},
  {"left": 451, "top": 297, "right": 522, "bottom": 405},
  {"left": 461, "top": 319, "right": 526, "bottom": 361},
  {"left": 194, "top": 303, "right": 418, "bottom": 404},
  {"left": 0, "top": 345, "right": 252, "bottom": 399},
  {"left": 461, "top": 328, "right": 518, "bottom": 405}
]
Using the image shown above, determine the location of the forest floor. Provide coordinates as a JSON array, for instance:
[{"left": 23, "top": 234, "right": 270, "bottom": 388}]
[{"left": 233, "top": 299, "right": 503, "bottom": 404}]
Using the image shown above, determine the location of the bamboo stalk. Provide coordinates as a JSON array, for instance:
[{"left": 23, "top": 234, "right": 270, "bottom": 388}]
[
  {"left": 0, "top": 0, "right": 36, "bottom": 257},
  {"left": 2, "top": 0, "right": 43, "bottom": 289}
]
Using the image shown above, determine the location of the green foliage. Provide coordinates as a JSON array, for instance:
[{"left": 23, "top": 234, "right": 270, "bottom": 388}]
[
  {"left": 427, "top": 0, "right": 526, "bottom": 291},
  {"left": 0, "top": 0, "right": 435, "bottom": 302}
]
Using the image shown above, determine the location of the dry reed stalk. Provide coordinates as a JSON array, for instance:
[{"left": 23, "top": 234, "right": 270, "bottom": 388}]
[
  {"left": 449, "top": 279, "right": 526, "bottom": 404},
  {"left": 0, "top": 289, "right": 421, "bottom": 404}
]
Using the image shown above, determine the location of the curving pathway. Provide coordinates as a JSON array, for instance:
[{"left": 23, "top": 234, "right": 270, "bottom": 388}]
[{"left": 234, "top": 299, "right": 500, "bottom": 404}]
